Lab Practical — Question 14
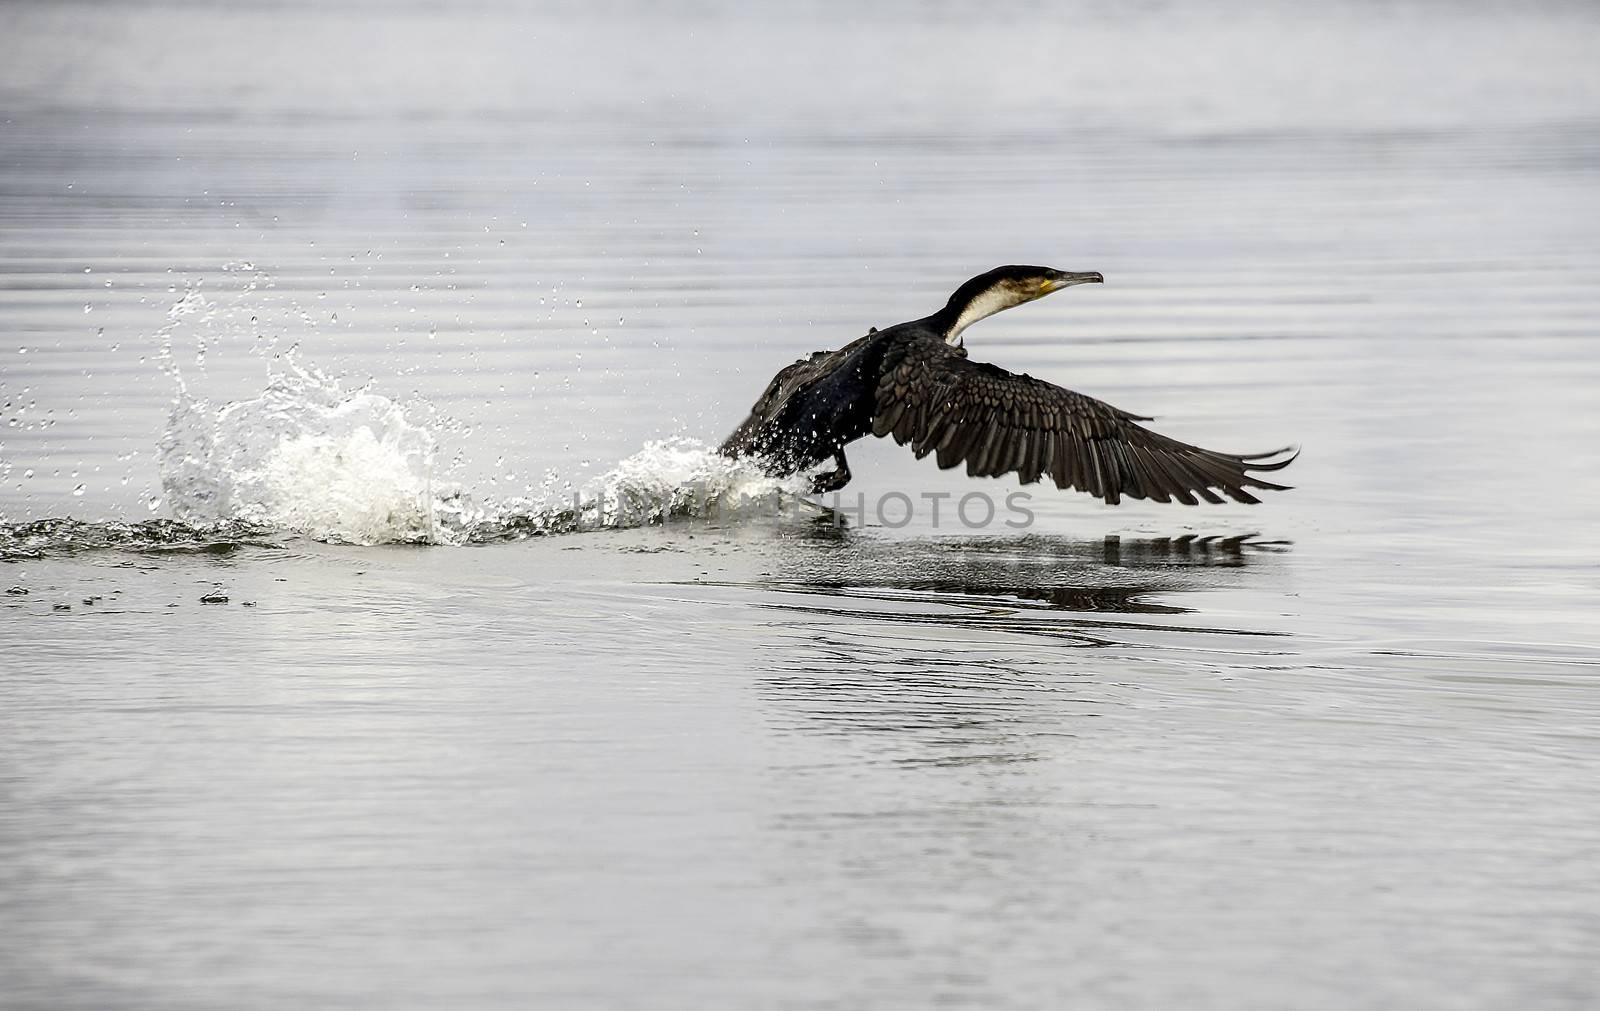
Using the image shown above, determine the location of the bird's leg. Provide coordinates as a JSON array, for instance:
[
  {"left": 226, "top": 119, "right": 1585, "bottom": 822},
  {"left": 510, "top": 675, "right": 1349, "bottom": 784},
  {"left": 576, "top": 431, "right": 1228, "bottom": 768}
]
[{"left": 810, "top": 450, "right": 853, "bottom": 494}]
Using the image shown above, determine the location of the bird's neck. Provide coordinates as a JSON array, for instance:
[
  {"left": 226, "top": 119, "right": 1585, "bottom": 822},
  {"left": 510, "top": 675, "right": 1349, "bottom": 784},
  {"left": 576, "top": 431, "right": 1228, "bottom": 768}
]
[{"left": 928, "top": 284, "right": 1024, "bottom": 345}]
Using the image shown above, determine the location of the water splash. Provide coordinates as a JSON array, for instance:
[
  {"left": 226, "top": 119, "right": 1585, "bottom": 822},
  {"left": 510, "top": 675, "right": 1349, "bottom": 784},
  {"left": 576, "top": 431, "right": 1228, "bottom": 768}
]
[
  {"left": 152, "top": 362, "right": 808, "bottom": 547},
  {"left": 159, "top": 361, "right": 445, "bottom": 544},
  {"left": 2, "top": 271, "right": 813, "bottom": 554},
  {"left": 476, "top": 437, "right": 810, "bottom": 543}
]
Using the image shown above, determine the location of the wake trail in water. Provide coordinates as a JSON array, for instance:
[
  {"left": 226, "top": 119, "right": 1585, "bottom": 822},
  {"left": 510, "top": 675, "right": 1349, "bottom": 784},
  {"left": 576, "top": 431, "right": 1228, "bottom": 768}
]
[
  {"left": 2, "top": 274, "right": 811, "bottom": 557},
  {"left": 148, "top": 362, "right": 807, "bottom": 548}
]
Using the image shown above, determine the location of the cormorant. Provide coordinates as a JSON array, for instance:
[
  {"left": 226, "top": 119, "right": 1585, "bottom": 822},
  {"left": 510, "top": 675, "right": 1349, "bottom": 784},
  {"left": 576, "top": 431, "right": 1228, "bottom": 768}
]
[{"left": 719, "top": 265, "right": 1295, "bottom": 503}]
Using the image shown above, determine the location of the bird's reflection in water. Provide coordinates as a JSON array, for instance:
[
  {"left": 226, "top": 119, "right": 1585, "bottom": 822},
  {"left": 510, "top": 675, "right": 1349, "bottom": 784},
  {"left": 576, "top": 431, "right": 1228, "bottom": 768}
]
[
  {"left": 749, "top": 532, "right": 1290, "bottom": 755},
  {"left": 756, "top": 531, "right": 1287, "bottom": 637}
]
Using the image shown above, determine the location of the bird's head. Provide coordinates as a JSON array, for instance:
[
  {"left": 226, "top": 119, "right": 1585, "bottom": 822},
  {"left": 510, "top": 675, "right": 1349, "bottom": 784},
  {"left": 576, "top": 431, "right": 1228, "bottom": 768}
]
[{"left": 939, "top": 265, "right": 1104, "bottom": 345}]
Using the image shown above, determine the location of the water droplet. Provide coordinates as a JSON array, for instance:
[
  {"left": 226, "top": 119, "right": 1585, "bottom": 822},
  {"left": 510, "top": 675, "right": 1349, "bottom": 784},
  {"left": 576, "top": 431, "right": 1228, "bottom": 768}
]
[{"left": 72, "top": 484, "right": 85, "bottom": 496}]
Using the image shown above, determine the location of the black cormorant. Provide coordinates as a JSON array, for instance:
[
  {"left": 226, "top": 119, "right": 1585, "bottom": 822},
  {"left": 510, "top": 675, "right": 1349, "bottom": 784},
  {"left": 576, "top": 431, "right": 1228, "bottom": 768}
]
[{"left": 719, "top": 265, "right": 1295, "bottom": 503}]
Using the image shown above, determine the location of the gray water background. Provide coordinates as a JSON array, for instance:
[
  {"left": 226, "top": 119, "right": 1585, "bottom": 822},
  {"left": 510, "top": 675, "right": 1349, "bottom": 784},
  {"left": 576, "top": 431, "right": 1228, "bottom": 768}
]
[{"left": 3, "top": 1, "right": 1600, "bottom": 1008}]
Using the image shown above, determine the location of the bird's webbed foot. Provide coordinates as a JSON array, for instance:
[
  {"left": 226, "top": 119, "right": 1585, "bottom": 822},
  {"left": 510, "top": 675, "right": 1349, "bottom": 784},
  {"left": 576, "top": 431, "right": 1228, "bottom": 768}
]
[{"left": 809, "top": 451, "right": 853, "bottom": 494}]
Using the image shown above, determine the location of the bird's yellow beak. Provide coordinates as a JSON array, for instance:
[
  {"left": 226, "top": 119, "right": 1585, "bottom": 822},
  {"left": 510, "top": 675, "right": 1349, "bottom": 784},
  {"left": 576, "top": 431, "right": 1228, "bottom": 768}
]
[{"left": 1043, "top": 271, "right": 1105, "bottom": 294}]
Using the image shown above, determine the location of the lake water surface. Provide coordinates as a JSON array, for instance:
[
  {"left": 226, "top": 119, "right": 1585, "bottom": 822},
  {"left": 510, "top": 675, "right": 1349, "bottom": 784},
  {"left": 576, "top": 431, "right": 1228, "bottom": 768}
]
[{"left": 3, "top": 2, "right": 1599, "bottom": 1008}]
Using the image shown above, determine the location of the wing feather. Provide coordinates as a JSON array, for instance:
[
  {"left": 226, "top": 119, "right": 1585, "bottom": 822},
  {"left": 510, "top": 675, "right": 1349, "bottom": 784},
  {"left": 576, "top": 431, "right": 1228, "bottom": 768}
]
[{"left": 873, "top": 336, "right": 1296, "bottom": 506}]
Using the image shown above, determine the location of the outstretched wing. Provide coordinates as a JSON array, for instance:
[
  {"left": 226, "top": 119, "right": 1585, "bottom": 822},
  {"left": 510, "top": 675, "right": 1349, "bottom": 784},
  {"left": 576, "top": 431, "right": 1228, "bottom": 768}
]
[{"left": 872, "top": 337, "right": 1295, "bottom": 504}]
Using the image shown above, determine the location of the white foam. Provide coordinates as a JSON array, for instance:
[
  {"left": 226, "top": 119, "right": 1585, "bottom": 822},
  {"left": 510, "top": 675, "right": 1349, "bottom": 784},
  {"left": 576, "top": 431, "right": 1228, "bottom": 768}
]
[
  {"left": 159, "top": 363, "right": 444, "bottom": 544},
  {"left": 144, "top": 268, "right": 827, "bottom": 544},
  {"left": 158, "top": 363, "right": 811, "bottom": 545},
  {"left": 549, "top": 437, "right": 808, "bottom": 533}
]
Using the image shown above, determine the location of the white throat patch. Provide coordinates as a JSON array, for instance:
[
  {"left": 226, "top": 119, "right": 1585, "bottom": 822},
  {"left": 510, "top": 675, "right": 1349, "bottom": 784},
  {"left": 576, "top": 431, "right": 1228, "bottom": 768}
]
[{"left": 944, "top": 285, "right": 1029, "bottom": 345}]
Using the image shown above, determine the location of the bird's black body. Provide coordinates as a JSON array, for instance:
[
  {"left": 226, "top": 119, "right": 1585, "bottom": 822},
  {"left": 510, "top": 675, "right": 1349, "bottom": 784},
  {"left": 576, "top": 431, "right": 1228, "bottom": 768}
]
[
  {"left": 718, "top": 328, "right": 896, "bottom": 490},
  {"left": 720, "top": 265, "right": 1296, "bottom": 503}
]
